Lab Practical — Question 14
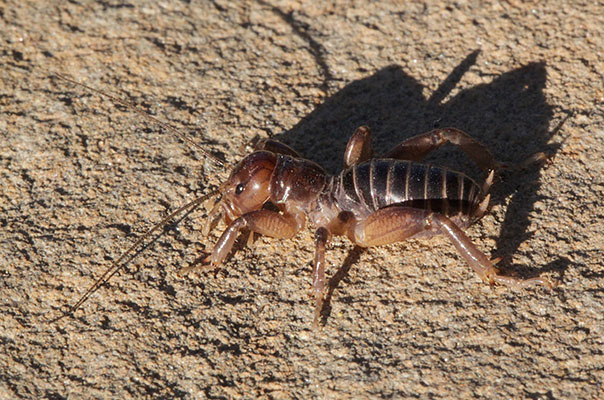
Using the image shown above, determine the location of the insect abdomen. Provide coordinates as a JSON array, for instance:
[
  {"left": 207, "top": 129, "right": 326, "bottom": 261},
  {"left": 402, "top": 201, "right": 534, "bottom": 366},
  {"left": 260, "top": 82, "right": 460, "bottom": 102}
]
[{"left": 336, "top": 159, "right": 482, "bottom": 218}]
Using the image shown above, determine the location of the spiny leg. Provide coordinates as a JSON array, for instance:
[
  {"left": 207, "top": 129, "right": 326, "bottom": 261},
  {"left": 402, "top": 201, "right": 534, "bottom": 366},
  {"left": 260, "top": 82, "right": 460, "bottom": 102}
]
[
  {"left": 383, "top": 127, "right": 505, "bottom": 171},
  {"left": 343, "top": 126, "right": 373, "bottom": 168},
  {"left": 312, "top": 227, "right": 330, "bottom": 328},
  {"left": 352, "top": 206, "right": 551, "bottom": 289},
  {"left": 429, "top": 213, "right": 551, "bottom": 289},
  {"left": 180, "top": 209, "right": 302, "bottom": 274}
]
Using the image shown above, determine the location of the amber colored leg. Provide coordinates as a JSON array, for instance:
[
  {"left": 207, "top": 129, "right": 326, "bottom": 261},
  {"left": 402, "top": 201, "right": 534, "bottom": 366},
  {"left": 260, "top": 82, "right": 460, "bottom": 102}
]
[
  {"left": 383, "top": 127, "right": 504, "bottom": 171},
  {"left": 181, "top": 210, "right": 301, "bottom": 274},
  {"left": 353, "top": 206, "right": 431, "bottom": 247},
  {"left": 343, "top": 126, "right": 374, "bottom": 168},
  {"left": 430, "top": 213, "right": 552, "bottom": 289},
  {"left": 353, "top": 206, "right": 551, "bottom": 289},
  {"left": 312, "top": 227, "right": 330, "bottom": 327}
]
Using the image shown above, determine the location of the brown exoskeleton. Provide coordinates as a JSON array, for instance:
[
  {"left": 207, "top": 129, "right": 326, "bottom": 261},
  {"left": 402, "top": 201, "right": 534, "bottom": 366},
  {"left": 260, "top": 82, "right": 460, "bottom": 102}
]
[
  {"left": 187, "top": 126, "right": 552, "bottom": 325},
  {"left": 53, "top": 75, "right": 551, "bottom": 327}
]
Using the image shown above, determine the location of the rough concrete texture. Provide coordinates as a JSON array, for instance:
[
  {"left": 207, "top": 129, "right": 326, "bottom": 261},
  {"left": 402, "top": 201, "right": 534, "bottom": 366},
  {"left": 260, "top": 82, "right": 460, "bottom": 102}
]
[{"left": 1, "top": 1, "right": 603, "bottom": 398}]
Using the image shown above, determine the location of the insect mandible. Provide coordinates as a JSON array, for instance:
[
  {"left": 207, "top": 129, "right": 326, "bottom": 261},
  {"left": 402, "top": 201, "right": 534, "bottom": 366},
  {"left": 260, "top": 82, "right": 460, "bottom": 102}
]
[{"left": 52, "top": 74, "right": 552, "bottom": 327}]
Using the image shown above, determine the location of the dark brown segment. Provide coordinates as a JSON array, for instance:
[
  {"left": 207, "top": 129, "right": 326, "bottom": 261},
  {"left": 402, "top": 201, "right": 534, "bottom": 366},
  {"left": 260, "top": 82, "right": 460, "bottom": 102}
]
[
  {"left": 386, "top": 160, "right": 411, "bottom": 204},
  {"left": 353, "top": 162, "right": 373, "bottom": 209},
  {"left": 426, "top": 166, "right": 445, "bottom": 199},
  {"left": 461, "top": 175, "right": 473, "bottom": 215},
  {"left": 270, "top": 155, "right": 326, "bottom": 204},
  {"left": 426, "top": 165, "right": 445, "bottom": 212},
  {"left": 371, "top": 159, "right": 392, "bottom": 209},
  {"left": 341, "top": 167, "right": 358, "bottom": 203},
  {"left": 441, "top": 167, "right": 449, "bottom": 216},
  {"left": 393, "top": 167, "right": 476, "bottom": 217},
  {"left": 441, "top": 169, "right": 478, "bottom": 216},
  {"left": 335, "top": 160, "right": 481, "bottom": 218},
  {"left": 445, "top": 169, "right": 460, "bottom": 203},
  {"left": 407, "top": 163, "right": 427, "bottom": 202}
]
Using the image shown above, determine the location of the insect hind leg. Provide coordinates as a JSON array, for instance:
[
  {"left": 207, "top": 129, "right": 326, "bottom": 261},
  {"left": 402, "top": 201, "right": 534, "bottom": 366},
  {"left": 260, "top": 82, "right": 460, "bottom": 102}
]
[
  {"left": 351, "top": 206, "right": 551, "bottom": 290},
  {"left": 430, "top": 212, "right": 552, "bottom": 290},
  {"left": 382, "top": 128, "right": 503, "bottom": 170},
  {"left": 383, "top": 127, "right": 549, "bottom": 172}
]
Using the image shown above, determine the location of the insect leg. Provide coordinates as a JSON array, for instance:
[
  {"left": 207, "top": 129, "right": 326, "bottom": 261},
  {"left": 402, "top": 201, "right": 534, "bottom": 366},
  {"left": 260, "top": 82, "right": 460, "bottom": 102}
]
[
  {"left": 383, "top": 127, "right": 507, "bottom": 170},
  {"left": 181, "top": 209, "right": 303, "bottom": 274},
  {"left": 430, "top": 213, "right": 552, "bottom": 289},
  {"left": 343, "top": 126, "right": 374, "bottom": 168},
  {"left": 312, "top": 227, "right": 330, "bottom": 327},
  {"left": 353, "top": 206, "right": 431, "bottom": 247},
  {"left": 352, "top": 206, "right": 551, "bottom": 289}
]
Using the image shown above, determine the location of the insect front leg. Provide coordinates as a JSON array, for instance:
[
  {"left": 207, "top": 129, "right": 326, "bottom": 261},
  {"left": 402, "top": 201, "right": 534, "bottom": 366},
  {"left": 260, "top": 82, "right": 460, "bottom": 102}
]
[{"left": 181, "top": 209, "right": 302, "bottom": 274}]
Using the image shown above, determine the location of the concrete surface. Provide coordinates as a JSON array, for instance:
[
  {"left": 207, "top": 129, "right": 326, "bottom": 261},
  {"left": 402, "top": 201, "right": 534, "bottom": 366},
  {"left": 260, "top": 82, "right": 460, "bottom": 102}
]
[{"left": 1, "top": 1, "right": 603, "bottom": 398}]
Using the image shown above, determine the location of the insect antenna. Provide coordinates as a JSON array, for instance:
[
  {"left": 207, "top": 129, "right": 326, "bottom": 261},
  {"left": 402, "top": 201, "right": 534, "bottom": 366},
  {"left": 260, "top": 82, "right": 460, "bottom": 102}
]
[
  {"left": 48, "top": 74, "right": 230, "bottom": 322},
  {"left": 48, "top": 189, "right": 219, "bottom": 323},
  {"left": 50, "top": 73, "right": 226, "bottom": 167}
]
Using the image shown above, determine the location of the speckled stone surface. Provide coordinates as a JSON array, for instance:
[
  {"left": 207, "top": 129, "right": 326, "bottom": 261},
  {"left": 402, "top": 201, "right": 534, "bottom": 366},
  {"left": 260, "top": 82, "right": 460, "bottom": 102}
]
[{"left": 1, "top": 1, "right": 603, "bottom": 398}]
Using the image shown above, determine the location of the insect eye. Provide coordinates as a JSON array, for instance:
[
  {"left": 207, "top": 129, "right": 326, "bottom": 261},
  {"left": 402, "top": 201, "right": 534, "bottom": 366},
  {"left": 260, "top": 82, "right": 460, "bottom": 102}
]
[{"left": 235, "top": 183, "right": 245, "bottom": 195}]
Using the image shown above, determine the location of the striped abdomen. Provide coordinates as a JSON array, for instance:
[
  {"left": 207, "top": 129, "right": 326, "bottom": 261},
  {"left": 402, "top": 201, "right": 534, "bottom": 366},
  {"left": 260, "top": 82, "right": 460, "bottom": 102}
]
[{"left": 334, "top": 159, "right": 483, "bottom": 219}]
